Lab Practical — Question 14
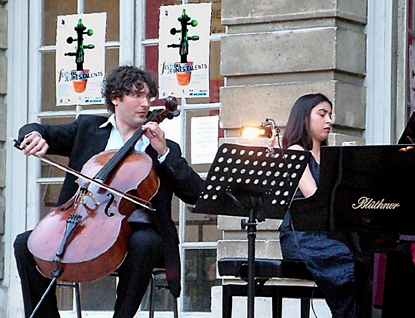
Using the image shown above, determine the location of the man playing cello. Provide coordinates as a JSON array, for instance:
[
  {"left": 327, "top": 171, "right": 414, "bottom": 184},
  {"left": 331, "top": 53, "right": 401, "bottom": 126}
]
[{"left": 13, "top": 65, "right": 204, "bottom": 318}]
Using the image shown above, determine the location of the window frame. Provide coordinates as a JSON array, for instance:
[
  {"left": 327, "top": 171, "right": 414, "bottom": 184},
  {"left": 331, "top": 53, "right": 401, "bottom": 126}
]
[
  {"left": 7, "top": 0, "right": 223, "bottom": 316},
  {"left": 137, "top": 0, "right": 223, "bottom": 313}
]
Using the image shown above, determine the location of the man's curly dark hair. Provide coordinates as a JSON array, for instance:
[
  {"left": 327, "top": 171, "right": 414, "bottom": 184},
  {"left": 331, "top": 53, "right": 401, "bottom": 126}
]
[{"left": 102, "top": 65, "right": 158, "bottom": 113}]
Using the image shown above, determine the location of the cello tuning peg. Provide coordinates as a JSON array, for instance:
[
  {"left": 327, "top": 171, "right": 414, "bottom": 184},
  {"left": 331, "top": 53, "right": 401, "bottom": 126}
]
[
  {"left": 166, "top": 110, "right": 180, "bottom": 120},
  {"left": 164, "top": 96, "right": 178, "bottom": 111}
]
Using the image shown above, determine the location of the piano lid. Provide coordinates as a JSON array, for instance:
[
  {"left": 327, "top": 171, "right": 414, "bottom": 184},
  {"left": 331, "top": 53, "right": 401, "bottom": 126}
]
[
  {"left": 398, "top": 111, "right": 415, "bottom": 144},
  {"left": 288, "top": 144, "right": 415, "bottom": 235}
]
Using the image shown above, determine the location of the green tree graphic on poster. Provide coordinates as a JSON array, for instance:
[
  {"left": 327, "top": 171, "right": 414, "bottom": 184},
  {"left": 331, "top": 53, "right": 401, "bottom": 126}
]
[
  {"left": 167, "top": 9, "right": 199, "bottom": 86},
  {"left": 64, "top": 19, "right": 95, "bottom": 93}
]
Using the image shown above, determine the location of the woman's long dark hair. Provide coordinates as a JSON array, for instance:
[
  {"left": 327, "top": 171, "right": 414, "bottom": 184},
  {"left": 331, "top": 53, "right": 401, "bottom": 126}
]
[{"left": 282, "top": 93, "right": 332, "bottom": 150}]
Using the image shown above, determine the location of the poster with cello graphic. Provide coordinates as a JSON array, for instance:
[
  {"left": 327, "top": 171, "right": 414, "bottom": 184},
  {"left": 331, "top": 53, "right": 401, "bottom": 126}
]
[
  {"left": 56, "top": 12, "right": 106, "bottom": 106},
  {"left": 159, "top": 3, "right": 211, "bottom": 99}
]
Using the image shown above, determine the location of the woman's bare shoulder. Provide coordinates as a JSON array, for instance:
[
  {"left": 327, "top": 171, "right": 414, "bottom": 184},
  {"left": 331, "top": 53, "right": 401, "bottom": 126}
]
[{"left": 287, "top": 144, "right": 305, "bottom": 151}]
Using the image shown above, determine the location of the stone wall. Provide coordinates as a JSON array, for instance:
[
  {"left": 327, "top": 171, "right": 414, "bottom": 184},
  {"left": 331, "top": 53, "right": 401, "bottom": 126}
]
[{"left": 217, "top": 0, "right": 368, "bottom": 289}]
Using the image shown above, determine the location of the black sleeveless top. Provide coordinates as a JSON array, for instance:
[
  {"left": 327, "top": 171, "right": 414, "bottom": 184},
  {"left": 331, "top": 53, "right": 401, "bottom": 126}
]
[
  {"left": 294, "top": 153, "right": 320, "bottom": 199},
  {"left": 281, "top": 151, "right": 319, "bottom": 228}
]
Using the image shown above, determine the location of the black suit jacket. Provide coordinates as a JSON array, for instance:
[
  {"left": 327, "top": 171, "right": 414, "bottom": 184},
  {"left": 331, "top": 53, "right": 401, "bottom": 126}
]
[{"left": 18, "top": 115, "right": 204, "bottom": 297}]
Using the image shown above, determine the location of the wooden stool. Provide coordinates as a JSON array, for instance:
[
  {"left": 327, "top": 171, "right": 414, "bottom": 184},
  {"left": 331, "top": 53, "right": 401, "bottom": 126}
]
[{"left": 218, "top": 258, "right": 325, "bottom": 318}]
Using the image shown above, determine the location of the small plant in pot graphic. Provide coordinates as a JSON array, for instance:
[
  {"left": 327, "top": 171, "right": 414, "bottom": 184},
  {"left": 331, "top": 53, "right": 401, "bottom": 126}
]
[
  {"left": 167, "top": 9, "right": 199, "bottom": 86},
  {"left": 65, "top": 19, "right": 95, "bottom": 93}
]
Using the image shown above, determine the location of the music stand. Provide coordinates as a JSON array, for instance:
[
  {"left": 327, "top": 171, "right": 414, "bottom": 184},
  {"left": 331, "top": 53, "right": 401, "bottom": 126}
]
[{"left": 193, "top": 143, "right": 310, "bottom": 318}]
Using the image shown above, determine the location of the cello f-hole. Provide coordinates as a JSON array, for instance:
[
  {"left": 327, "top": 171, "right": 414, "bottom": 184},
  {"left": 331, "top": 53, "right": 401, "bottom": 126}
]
[
  {"left": 105, "top": 193, "right": 115, "bottom": 217},
  {"left": 61, "top": 201, "right": 74, "bottom": 212}
]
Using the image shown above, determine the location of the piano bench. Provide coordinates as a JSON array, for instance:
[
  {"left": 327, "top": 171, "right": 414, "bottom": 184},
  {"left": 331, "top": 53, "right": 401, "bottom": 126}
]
[{"left": 218, "top": 258, "right": 325, "bottom": 318}]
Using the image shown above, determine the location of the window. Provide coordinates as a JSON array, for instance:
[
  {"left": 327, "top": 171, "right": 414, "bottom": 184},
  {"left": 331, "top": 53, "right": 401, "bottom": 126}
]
[
  {"left": 143, "top": 0, "right": 224, "bottom": 313},
  {"left": 36, "top": 1, "right": 122, "bottom": 314},
  {"left": 28, "top": 0, "right": 223, "bottom": 315}
]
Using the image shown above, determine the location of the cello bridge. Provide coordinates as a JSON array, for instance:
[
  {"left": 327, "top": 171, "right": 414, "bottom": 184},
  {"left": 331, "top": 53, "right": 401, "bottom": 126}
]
[{"left": 74, "top": 188, "right": 100, "bottom": 209}]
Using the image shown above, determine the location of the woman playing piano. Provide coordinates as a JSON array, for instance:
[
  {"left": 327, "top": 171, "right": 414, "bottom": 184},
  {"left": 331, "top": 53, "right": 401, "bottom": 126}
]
[{"left": 279, "top": 93, "right": 358, "bottom": 318}]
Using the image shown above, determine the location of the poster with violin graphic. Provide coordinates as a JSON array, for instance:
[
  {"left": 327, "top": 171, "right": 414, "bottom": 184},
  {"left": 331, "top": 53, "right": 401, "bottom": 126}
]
[
  {"left": 56, "top": 12, "right": 106, "bottom": 106},
  {"left": 159, "top": 3, "right": 211, "bottom": 99}
]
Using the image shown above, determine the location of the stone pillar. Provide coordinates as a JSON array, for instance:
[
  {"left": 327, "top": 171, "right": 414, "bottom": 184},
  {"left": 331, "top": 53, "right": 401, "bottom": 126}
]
[
  {"left": 220, "top": 0, "right": 367, "bottom": 144},
  {"left": 216, "top": 0, "right": 367, "bottom": 315}
]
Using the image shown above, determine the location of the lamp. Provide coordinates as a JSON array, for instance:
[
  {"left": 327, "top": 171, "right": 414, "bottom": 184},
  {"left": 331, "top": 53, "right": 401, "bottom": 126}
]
[
  {"left": 241, "top": 126, "right": 272, "bottom": 138},
  {"left": 241, "top": 119, "right": 282, "bottom": 157},
  {"left": 241, "top": 119, "right": 279, "bottom": 138}
]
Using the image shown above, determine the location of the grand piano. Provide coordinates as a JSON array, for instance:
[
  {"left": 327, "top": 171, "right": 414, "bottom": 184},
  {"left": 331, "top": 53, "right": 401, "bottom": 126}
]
[{"left": 288, "top": 113, "right": 415, "bottom": 252}]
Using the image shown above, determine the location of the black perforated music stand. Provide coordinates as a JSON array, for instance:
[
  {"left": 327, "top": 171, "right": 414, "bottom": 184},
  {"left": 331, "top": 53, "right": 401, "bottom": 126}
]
[{"left": 193, "top": 143, "right": 310, "bottom": 318}]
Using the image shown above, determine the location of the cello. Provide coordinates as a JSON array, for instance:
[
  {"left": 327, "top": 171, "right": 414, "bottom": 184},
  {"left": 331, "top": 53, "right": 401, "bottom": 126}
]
[{"left": 16, "top": 97, "right": 179, "bottom": 283}]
